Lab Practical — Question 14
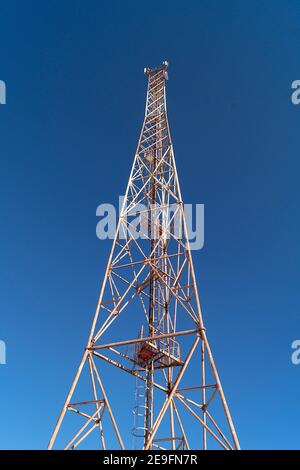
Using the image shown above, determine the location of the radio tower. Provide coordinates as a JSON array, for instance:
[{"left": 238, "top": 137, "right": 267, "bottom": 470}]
[{"left": 48, "top": 62, "right": 240, "bottom": 450}]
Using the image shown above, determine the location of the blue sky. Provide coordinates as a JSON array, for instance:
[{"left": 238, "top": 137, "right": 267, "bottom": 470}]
[{"left": 0, "top": 0, "right": 299, "bottom": 449}]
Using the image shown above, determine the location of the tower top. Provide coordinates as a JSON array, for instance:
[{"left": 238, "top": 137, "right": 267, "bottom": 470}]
[{"left": 144, "top": 60, "right": 169, "bottom": 80}]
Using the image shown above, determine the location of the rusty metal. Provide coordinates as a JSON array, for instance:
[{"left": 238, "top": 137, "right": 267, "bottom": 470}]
[{"left": 48, "top": 61, "right": 240, "bottom": 450}]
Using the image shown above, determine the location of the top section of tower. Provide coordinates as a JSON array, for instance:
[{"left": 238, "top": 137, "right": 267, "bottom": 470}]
[
  {"left": 144, "top": 60, "right": 169, "bottom": 80},
  {"left": 143, "top": 61, "right": 169, "bottom": 117}
]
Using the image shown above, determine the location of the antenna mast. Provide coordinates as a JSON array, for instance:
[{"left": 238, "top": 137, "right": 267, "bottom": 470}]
[{"left": 48, "top": 62, "right": 240, "bottom": 451}]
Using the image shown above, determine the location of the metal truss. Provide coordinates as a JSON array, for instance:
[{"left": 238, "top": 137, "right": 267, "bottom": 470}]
[{"left": 48, "top": 61, "right": 240, "bottom": 450}]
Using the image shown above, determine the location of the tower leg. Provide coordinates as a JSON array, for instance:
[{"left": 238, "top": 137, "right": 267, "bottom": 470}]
[{"left": 47, "top": 350, "right": 89, "bottom": 450}]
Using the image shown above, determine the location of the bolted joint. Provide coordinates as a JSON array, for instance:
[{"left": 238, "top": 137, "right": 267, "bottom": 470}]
[{"left": 197, "top": 326, "right": 206, "bottom": 338}]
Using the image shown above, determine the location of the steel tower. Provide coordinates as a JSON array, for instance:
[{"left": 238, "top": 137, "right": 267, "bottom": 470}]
[{"left": 48, "top": 62, "right": 240, "bottom": 450}]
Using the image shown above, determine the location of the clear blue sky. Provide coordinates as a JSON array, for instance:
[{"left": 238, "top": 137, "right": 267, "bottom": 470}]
[{"left": 0, "top": 0, "right": 299, "bottom": 449}]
